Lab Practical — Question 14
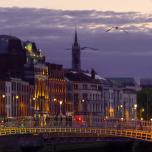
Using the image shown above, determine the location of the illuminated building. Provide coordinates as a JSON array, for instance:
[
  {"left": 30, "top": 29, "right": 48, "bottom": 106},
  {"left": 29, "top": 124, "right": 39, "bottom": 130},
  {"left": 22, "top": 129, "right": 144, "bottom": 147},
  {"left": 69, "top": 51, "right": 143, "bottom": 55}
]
[
  {"left": 0, "top": 78, "right": 33, "bottom": 119},
  {"left": 47, "top": 63, "right": 66, "bottom": 116},
  {"left": 5, "top": 78, "right": 33, "bottom": 118},
  {"left": 65, "top": 78, "right": 74, "bottom": 117},
  {"left": 65, "top": 69, "right": 103, "bottom": 126},
  {"left": 108, "top": 78, "right": 139, "bottom": 120},
  {"left": 102, "top": 80, "right": 116, "bottom": 119},
  {"left": 24, "top": 41, "right": 49, "bottom": 126},
  {"left": 0, "top": 34, "right": 139, "bottom": 124}
]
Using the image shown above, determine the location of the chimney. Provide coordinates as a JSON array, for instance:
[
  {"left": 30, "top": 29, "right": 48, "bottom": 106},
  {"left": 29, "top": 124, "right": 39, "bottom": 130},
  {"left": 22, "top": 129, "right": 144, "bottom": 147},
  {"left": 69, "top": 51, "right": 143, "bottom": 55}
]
[{"left": 91, "top": 69, "right": 95, "bottom": 79}]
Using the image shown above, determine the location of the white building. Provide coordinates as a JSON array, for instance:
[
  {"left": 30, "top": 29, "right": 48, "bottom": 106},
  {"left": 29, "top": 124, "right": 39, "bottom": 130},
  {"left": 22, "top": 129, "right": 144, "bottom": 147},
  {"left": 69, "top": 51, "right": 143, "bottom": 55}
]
[
  {"left": 5, "top": 78, "right": 33, "bottom": 118},
  {"left": 108, "top": 78, "right": 139, "bottom": 120},
  {"left": 65, "top": 70, "right": 103, "bottom": 126}
]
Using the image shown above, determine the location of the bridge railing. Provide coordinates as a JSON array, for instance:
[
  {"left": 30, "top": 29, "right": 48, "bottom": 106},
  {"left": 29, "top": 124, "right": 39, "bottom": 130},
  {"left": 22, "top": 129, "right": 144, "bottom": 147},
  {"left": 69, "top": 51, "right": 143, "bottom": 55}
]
[{"left": 0, "top": 127, "right": 152, "bottom": 142}]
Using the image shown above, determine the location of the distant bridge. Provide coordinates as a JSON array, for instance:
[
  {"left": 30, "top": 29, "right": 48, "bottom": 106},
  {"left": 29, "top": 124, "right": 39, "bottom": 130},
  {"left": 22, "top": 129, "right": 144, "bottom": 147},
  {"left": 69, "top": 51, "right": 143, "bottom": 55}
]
[{"left": 0, "top": 127, "right": 152, "bottom": 142}]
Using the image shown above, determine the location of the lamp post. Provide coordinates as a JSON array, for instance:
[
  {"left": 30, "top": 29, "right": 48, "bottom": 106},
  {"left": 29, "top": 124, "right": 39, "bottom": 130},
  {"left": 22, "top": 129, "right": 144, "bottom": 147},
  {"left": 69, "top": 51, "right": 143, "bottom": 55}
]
[
  {"left": 133, "top": 104, "right": 137, "bottom": 130},
  {"left": 2, "top": 94, "right": 6, "bottom": 116},
  {"left": 53, "top": 98, "right": 57, "bottom": 115},
  {"left": 140, "top": 108, "right": 144, "bottom": 120},
  {"left": 15, "top": 95, "right": 19, "bottom": 115},
  {"left": 15, "top": 95, "right": 19, "bottom": 126},
  {"left": 120, "top": 104, "right": 123, "bottom": 119},
  {"left": 134, "top": 104, "right": 137, "bottom": 119},
  {"left": 59, "top": 101, "right": 63, "bottom": 127},
  {"left": 59, "top": 100, "right": 63, "bottom": 115}
]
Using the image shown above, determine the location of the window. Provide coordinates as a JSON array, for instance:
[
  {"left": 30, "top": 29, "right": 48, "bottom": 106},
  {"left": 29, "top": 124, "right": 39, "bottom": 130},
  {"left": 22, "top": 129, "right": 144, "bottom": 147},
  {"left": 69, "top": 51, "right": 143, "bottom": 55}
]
[
  {"left": 74, "top": 93, "right": 78, "bottom": 102},
  {"left": 83, "top": 84, "right": 88, "bottom": 90},
  {"left": 91, "top": 85, "right": 97, "bottom": 90},
  {"left": 82, "top": 93, "right": 88, "bottom": 100},
  {"left": 74, "top": 84, "right": 78, "bottom": 89}
]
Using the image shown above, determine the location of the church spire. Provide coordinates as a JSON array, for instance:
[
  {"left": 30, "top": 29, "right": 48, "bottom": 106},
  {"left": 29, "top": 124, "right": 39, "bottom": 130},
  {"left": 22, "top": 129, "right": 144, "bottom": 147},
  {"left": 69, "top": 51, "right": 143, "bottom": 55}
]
[
  {"left": 74, "top": 26, "right": 78, "bottom": 46},
  {"left": 72, "top": 26, "right": 81, "bottom": 71}
]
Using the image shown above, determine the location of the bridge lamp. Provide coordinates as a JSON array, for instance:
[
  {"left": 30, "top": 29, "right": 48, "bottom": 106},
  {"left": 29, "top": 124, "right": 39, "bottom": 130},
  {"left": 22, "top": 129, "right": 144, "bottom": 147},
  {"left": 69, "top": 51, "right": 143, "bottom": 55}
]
[
  {"left": 141, "top": 118, "right": 143, "bottom": 121},
  {"left": 150, "top": 118, "right": 152, "bottom": 121}
]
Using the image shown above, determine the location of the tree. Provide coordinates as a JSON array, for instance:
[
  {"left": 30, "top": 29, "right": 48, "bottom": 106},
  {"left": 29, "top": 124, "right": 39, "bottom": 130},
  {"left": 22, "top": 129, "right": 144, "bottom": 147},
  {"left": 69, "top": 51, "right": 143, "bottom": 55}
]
[{"left": 137, "top": 88, "right": 152, "bottom": 120}]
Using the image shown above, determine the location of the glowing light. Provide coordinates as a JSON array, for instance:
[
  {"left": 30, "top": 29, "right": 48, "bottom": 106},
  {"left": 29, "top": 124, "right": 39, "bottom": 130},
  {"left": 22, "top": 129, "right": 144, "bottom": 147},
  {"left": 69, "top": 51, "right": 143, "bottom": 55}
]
[
  {"left": 60, "top": 101, "right": 63, "bottom": 105},
  {"left": 16, "top": 95, "right": 19, "bottom": 100},
  {"left": 25, "top": 43, "right": 32, "bottom": 53},
  {"left": 134, "top": 104, "right": 137, "bottom": 110},
  {"left": 81, "top": 99, "right": 85, "bottom": 103},
  {"left": 2, "top": 94, "right": 5, "bottom": 98},
  {"left": 74, "top": 116, "right": 83, "bottom": 123},
  {"left": 53, "top": 98, "right": 57, "bottom": 102}
]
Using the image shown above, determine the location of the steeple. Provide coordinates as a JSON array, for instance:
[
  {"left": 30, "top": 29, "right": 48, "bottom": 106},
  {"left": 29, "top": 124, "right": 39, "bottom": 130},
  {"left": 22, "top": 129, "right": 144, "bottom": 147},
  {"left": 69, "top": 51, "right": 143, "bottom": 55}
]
[
  {"left": 72, "top": 27, "right": 81, "bottom": 71},
  {"left": 74, "top": 28, "right": 78, "bottom": 46}
]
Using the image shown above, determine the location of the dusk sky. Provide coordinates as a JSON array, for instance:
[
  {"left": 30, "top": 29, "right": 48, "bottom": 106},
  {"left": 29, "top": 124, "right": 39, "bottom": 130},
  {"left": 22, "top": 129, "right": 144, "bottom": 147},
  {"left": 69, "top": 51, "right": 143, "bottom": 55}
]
[{"left": 1, "top": 0, "right": 152, "bottom": 78}]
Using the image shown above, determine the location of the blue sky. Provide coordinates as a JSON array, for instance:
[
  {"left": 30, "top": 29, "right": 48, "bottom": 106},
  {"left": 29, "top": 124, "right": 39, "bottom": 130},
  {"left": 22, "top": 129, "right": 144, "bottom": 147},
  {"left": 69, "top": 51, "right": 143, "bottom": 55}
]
[{"left": 0, "top": 1, "right": 152, "bottom": 77}]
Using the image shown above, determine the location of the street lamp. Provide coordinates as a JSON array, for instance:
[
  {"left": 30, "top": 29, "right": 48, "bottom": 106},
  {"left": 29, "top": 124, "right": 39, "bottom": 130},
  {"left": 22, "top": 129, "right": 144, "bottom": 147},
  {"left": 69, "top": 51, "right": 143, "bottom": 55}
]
[
  {"left": 81, "top": 99, "right": 85, "bottom": 103},
  {"left": 134, "top": 104, "right": 137, "bottom": 109},
  {"left": 2, "top": 94, "right": 6, "bottom": 118},
  {"left": 139, "top": 108, "right": 144, "bottom": 120},
  {"left": 53, "top": 98, "right": 57, "bottom": 115},
  {"left": 2, "top": 95, "right": 5, "bottom": 98},
  {"left": 15, "top": 95, "right": 19, "bottom": 125},
  {"left": 53, "top": 98, "right": 57, "bottom": 102},
  {"left": 133, "top": 104, "right": 137, "bottom": 120},
  {"left": 59, "top": 101, "right": 63, "bottom": 115},
  {"left": 16, "top": 95, "right": 19, "bottom": 100},
  {"left": 119, "top": 104, "right": 123, "bottom": 119}
]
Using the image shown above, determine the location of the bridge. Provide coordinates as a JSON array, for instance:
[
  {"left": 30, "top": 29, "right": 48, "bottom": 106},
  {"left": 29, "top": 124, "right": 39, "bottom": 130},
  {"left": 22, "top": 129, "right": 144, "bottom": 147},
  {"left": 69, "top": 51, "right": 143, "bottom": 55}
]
[{"left": 0, "top": 119, "right": 152, "bottom": 142}]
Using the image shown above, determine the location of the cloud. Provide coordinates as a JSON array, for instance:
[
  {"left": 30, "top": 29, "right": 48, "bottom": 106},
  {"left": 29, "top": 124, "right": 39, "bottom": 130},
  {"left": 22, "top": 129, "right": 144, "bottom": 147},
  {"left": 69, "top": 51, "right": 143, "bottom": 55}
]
[{"left": 0, "top": 7, "right": 152, "bottom": 77}]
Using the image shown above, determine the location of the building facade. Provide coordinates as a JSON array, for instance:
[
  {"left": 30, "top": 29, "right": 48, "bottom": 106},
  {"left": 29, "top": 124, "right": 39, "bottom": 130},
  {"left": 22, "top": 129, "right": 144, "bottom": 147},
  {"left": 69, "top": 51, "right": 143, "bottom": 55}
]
[{"left": 65, "top": 70, "right": 103, "bottom": 126}]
